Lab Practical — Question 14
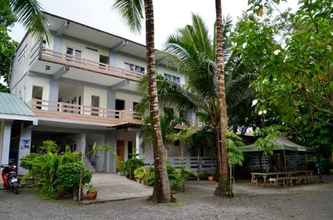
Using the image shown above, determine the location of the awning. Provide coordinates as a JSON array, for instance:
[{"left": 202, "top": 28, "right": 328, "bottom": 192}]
[{"left": 0, "top": 92, "right": 38, "bottom": 125}]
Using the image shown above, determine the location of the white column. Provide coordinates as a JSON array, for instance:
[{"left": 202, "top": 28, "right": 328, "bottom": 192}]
[
  {"left": 78, "top": 133, "right": 86, "bottom": 156},
  {"left": 1, "top": 121, "right": 12, "bottom": 165},
  {"left": 18, "top": 124, "right": 32, "bottom": 175},
  {"left": 135, "top": 131, "right": 142, "bottom": 159}
]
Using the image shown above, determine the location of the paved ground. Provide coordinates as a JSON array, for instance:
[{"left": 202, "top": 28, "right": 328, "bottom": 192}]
[
  {"left": 0, "top": 179, "right": 333, "bottom": 220},
  {"left": 88, "top": 173, "right": 153, "bottom": 203}
]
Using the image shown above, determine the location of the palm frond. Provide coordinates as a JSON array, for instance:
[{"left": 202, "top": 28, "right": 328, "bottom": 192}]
[
  {"left": 10, "top": 0, "right": 48, "bottom": 40},
  {"left": 113, "top": 0, "right": 144, "bottom": 32}
]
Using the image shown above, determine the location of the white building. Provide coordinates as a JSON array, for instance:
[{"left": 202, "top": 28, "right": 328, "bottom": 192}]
[{"left": 5, "top": 12, "right": 204, "bottom": 174}]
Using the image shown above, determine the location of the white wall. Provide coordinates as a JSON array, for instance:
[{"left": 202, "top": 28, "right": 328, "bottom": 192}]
[
  {"left": 83, "top": 86, "right": 107, "bottom": 108},
  {"left": 62, "top": 37, "right": 109, "bottom": 63},
  {"left": 18, "top": 125, "right": 32, "bottom": 175},
  {"left": 114, "top": 91, "right": 142, "bottom": 111}
]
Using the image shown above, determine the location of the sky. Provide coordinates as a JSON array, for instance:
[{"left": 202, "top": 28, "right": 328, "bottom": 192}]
[
  {"left": 9, "top": 0, "right": 298, "bottom": 49},
  {"left": 9, "top": 0, "right": 251, "bottom": 49}
]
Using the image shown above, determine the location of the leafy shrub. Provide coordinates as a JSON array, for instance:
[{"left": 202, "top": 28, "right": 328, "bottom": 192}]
[
  {"left": 123, "top": 157, "right": 144, "bottom": 180},
  {"left": 20, "top": 140, "right": 92, "bottom": 198},
  {"left": 134, "top": 166, "right": 155, "bottom": 186},
  {"left": 56, "top": 162, "right": 92, "bottom": 192},
  {"left": 134, "top": 164, "right": 193, "bottom": 192}
]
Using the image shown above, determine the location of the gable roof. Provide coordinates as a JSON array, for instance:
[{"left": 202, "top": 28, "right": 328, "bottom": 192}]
[
  {"left": 240, "top": 137, "right": 311, "bottom": 152},
  {"left": 0, "top": 93, "right": 37, "bottom": 124}
]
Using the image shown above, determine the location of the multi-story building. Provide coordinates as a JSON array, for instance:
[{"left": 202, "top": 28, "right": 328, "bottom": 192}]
[{"left": 6, "top": 12, "right": 192, "bottom": 174}]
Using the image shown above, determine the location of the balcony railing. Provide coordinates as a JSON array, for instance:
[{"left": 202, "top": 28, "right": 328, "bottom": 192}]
[
  {"left": 32, "top": 46, "right": 143, "bottom": 81},
  {"left": 31, "top": 99, "right": 142, "bottom": 126},
  {"left": 168, "top": 157, "right": 216, "bottom": 173}
]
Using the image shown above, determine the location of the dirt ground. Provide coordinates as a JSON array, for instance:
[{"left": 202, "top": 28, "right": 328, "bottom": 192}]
[{"left": 0, "top": 178, "right": 333, "bottom": 220}]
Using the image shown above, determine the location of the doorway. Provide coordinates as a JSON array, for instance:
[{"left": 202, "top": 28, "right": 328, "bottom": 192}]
[{"left": 116, "top": 140, "right": 125, "bottom": 171}]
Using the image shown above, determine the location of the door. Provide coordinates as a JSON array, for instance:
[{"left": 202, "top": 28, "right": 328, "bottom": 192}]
[
  {"left": 91, "top": 95, "right": 100, "bottom": 116},
  {"left": 115, "top": 99, "right": 125, "bottom": 118},
  {"left": 32, "top": 86, "right": 43, "bottom": 109},
  {"left": 116, "top": 140, "right": 125, "bottom": 171},
  {"left": 127, "top": 141, "right": 134, "bottom": 159}
]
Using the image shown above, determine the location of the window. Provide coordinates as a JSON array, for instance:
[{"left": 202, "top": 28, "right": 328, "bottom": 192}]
[
  {"left": 91, "top": 95, "right": 100, "bottom": 116},
  {"left": 115, "top": 99, "right": 125, "bottom": 110},
  {"left": 124, "top": 62, "right": 145, "bottom": 74},
  {"left": 99, "top": 55, "right": 109, "bottom": 64},
  {"left": 66, "top": 47, "right": 81, "bottom": 59},
  {"left": 32, "top": 86, "right": 43, "bottom": 110},
  {"left": 32, "top": 86, "right": 43, "bottom": 100},
  {"left": 115, "top": 99, "right": 125, "bottom": 119},
  {"left": 164, "top": 73, "right": 181, "bottom": 85},
  {"left": 133, "top": 102, "right": 139, "bottom": 112}
]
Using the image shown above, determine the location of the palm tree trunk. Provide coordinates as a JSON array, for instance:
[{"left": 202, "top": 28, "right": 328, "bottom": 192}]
[
  {"left": 214, "top": 0, "right": 233, "bottom": 197},
  {"left": 144, "top": 0, "right": 171, "bottom": 203}
]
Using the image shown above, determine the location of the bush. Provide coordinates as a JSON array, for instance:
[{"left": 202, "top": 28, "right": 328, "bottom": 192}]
[
  {"left": 123, "top": 157, "right": 144, "bottom": 180},
  {"left": 20, "top": 141, "right": 92, "bottom": 198},
  {"left": 134, "top": 164, "right": 193, "bottom": 192}
]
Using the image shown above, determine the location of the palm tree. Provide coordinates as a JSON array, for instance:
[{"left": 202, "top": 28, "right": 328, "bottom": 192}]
[
  {"left": 113, "top": 0, "right": 171, "bottom": 203},
  {"left": 164, "top": 14, "right": 254, "bottom": 196},
  {"left": 214, "top": 0, "right": 232, "bottom": 197},
  {"left": 9, "top": 0, "right": 48, "bottom": 39}
]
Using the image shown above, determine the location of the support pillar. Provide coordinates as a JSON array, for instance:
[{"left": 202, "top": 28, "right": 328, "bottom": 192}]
[
  {"left": 18, "top": 124, "right": 32, "bottom": 175},
  {"left": 78, "top": 133, "right": 86, "bottom": 157},
  {"left": 1, "top": 120, "right": 12, "bottom": 165},
  {"left": 135, "top": 131, "right": 143, "bottom": 159}
]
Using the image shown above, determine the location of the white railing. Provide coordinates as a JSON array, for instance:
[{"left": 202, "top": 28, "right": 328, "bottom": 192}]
[
  {"left": 168, "top": 156, "right": 216, "bottom": 172},
  {"left": 31, "top": 98, "right": 142, "bottom": 125}
]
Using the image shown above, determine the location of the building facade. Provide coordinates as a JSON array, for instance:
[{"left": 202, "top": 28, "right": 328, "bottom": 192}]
[{"left": 8, "top": 12, "right": 195, "bottom": 174}]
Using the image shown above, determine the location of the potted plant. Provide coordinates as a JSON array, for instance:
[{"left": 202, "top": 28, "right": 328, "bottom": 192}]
[{"left": 85, "top": 184, "right": 97, "bottom": 200}]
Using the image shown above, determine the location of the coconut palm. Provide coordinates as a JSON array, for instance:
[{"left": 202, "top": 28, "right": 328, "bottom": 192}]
[
  {"left": 113, "top": 0, "right": 171, "bottom": 203},
  {"left": 214, "top": 0, "right": 232, "bottom": 197},
  {"left": 164, "top": 14, "right": 254, "bottom": 196},
  {"left": 8, "top": 0, "right": 48, "bottom": 39}
]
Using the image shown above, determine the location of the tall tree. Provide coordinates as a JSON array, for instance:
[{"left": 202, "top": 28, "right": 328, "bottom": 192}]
[
  {"left": 214, "top": 0, "right": 232, "bottom": 197},
  {"left": 114, "top": 0, "right": 171, "bottom": 203}
]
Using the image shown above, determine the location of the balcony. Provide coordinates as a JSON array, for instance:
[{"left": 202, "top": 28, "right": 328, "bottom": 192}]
[
  {"left": 30, "top": 44, "right": 143, "bottom": 82},
  {"left": 31, "top": 99, "right": 142, "bottom": 127}
]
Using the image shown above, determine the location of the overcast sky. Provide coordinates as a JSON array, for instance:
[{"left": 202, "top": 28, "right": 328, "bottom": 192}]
[
  {"left": 9, "top": 0, "right": 298, "bottom": 49},
  {"left": 9, "top": 0, "right": 251, "bottom": 49}
]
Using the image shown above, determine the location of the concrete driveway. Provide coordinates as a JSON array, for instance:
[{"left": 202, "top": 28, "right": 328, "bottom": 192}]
[{"left": 84, "top": 173, "right": 153, "bottom": 203}]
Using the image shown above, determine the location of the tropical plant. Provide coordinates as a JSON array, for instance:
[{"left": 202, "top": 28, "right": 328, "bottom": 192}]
[
  {"left": 122, "top": 157, "right": 144, "bottom": 180},
  {"left": 8, "top": 0, "right": 48, "bottom": 39},
  {"left": 20, "top": 140, "right": 92, "bottom": 198},
  {"left": 134, "top": 164, "right": 193, "bottom": 192},
  {"left": 114, "top": 0, "right": 171, "bottom": 202}
]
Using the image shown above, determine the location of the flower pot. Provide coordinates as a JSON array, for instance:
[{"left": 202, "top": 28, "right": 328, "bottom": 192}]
[
  {"left": 208, "top": 176, "right": 214, "bottom": 181},
  {"left": 86, "top": 191, "right": 97, "bottom": 200}
]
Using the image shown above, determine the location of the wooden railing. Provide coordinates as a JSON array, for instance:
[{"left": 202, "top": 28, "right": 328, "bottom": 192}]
[
  {"left": 35, "top": 48, "right": 143, "bottom": 81},
  {"left": 31, "top": 99, "right": 142, "bottom": 126},
  {"left": 168, "top": 156, "right": 216, "bottom": 173}
]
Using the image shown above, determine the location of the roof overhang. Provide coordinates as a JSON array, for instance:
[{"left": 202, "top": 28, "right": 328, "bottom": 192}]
[{"left": 0, "top": 114, "right": 38, "bottom": 125}]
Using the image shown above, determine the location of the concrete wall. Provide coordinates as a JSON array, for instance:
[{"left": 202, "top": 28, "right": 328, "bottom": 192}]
[
  {"left": 83, "top": 86, "right": 108, "bottom": 109},
  {"left": 0, "top": 120, "right": 12, "bottom": 165}
]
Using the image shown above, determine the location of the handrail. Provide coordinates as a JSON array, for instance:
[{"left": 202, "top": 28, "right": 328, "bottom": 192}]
[
  {"left": 31, "top": 98, "right": 142, "bottom": 124},
  {"left": 38, "top": 48, "right": 143, "bottom": 81}
]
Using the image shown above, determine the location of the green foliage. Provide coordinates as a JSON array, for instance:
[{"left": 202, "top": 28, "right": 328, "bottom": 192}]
[
  {"left": 134, "top": 164, "right": 193, "bottom": 192},
  {"left": 226, "top": 131, "right": 245, "bottom": 166},
  {"left": 123, "top": 157, "right": 144, "bottom": 180},
  {"left": 20, "top": 140, "right": 92, "bottom": 198},
  {"left": 134, "top": 166, "right": 155, "bottom": 186},
  {"left": 39, "top": 140, "right": 58, "bottom": 153},
  {"left": 113, "top": 0, "right": 144, "bottom": 32},
  {"left": 56, "top": 162, "right": 91, "bottom": 192},
  {"left": 254, "top": 126, "right": 282, "bottom": 155}
]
